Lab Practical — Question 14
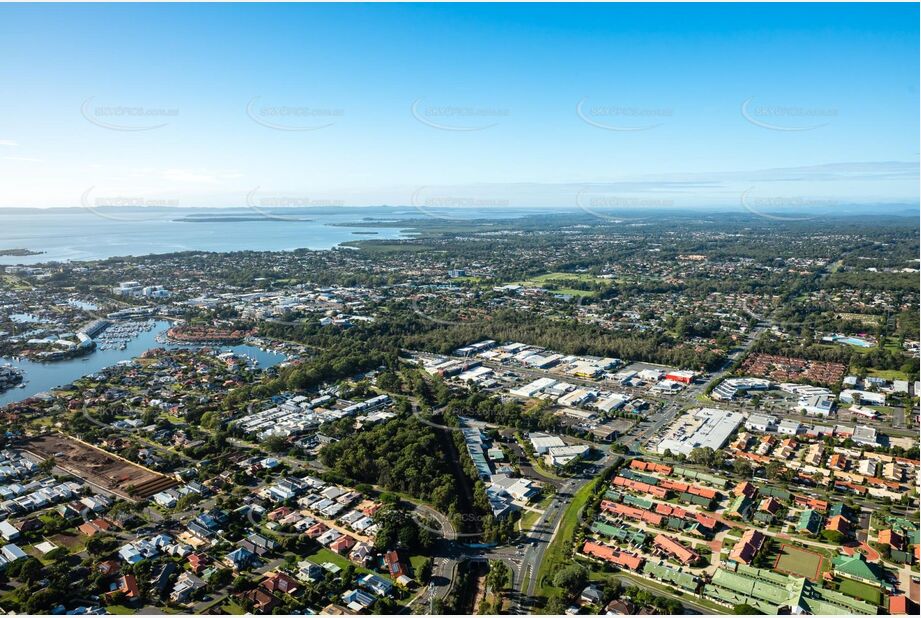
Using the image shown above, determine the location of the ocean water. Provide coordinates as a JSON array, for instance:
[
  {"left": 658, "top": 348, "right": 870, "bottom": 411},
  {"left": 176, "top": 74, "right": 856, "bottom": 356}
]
[
  {"left": 0, "top": 206, "right": 535, "bottom": 264},
  {"left": 0, "top": 207, "right": 418, "bottom": 264}
]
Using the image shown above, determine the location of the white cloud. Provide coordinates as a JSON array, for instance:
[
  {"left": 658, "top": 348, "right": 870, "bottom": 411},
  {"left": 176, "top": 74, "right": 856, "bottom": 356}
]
[
  {"left": 0, "top": 140, "right": 19, "bottom": 147},
  {"left": 3, "top": 155, "right": 42, "bottom": 162}
]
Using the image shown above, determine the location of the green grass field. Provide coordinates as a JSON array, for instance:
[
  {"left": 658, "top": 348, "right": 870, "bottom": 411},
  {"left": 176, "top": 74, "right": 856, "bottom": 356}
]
[
  {"left": 838, "top": 578, "right": 883, "bottom": 605},
  {"left": 535, "top": 478, "right": 598, "bottom": 595},
  {"left": 304, "top": 546, "right": 407, "bottom": 587},
  {"left": 520, "top": 494, "right": 555, "bottom": 532},
  {"left": 409, "top": 554, "right": 429, "bottom": 578},
  {"left": 865, "top": 367, "right": 911, "bottom": 381},
  {"left": 221, "top": 599, "right": 247, "bottom": 615},
  {"left": 511, "top": 272, "right": 612, "bottom": 297},
  {"left": 773, "top": 544, "right": 824, "bottom": 581}
]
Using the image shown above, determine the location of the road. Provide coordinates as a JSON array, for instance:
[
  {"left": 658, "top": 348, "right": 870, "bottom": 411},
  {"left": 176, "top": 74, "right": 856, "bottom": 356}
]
[
  {"left": 439, "top": 451, "right": 616, "bottom": 614},
  {"left": 221, "top": 325, "right": 769, "bottom": 613},
  {"left": 509, "top": 324, "right": 765, "bottom": 611}
]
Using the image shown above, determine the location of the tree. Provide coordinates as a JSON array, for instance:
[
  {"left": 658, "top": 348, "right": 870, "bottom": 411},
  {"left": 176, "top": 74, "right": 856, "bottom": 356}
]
[
  {"left": 39, "top": 456, "right": 56, "bottom": 474},
  {"left": 86, "top": 534, "right": 120, "bottom": 557},
  {"left": 486, "top": 560, "right": 511, "bottom": 593},
  {"left": 26, "top": 589, "right": 59, "bottom": 614},
  {"left": 17, "top": 557, "right": 44, "bottom": 584},
  {"left": 418, "top": 556, "right": 434, "bottom": 585},
  {"left": 688, "top": 447, "right": 724, "bottom": 469},
  {"left": 733, "top": 459, "right": 754, "bottom": 478},
  {"left": 263, "top": 434, "right": 288, "bottom": 453},
  {"left": 733, "top": 603, "right": 762, "bottom": 614},
  {"left": 542, "top": 594, "right": 567, "bottom": 615},
  {"left": 552, "top": 564, "right": 587, "bottom": 596}
]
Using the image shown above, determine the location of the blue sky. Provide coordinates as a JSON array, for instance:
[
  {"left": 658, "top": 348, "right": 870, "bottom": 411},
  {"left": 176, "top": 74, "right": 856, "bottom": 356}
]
[{"left": 0, "top": 2, "right": 917, "bottom": 210}]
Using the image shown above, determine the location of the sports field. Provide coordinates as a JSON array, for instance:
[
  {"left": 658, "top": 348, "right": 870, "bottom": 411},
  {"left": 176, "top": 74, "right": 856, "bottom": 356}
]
[{"left": 773, "top": 544, "right": 825, "bottom": 581}]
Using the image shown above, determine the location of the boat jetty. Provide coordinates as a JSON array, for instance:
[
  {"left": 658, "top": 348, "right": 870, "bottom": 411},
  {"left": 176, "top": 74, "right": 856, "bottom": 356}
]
[{"left": 0, "top": 365, "right": 24, "bottom": 393}]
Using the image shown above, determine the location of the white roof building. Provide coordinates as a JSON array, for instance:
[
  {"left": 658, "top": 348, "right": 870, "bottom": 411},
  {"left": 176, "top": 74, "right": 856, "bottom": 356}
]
[
  {"left": 778, "top": 419, "right": 802, "bottom": 435},
  {"left": 545, "top": 445, "right": 590, "bottom": 467},
  {"left": 797, "top": 395, "right": 835, "bottom": 417},
  {"left": 745, "top": 414, "right": 778, "bottom": 433},
  {"left": 528, "top": 432, "right": 566, "bottom": 454},
  {"left": 852, "top": 425, "right": 878, "bottom": 446},
  {"left": 840, "top": 389, "right": 886, "bottom": 406},
  {"left": 510, "top": 378, "right": 557, "bottom": 398},
  {"left": 656, "top": 408, "right": 745, "bottom": 456}
]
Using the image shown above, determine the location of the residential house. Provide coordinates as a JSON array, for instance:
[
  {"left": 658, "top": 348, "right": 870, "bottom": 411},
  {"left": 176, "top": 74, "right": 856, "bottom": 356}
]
[
  {"left": 384, "top": 550, "right": 407, "bottom": 579},
  {"left": 224, "top": 547, "right": 255, "bottom": 570},
  {"left": 170, "top": 572, "right": 206, "bottom": 604},
  {"left": 239, "top": 588, "right": 278, "bottom": 612},
  {"left": 107, "top": 575, "right": 140, "bottom": 602},
  {"left": 358, "top": 573, "right": 393, "bottom": 597},
  {"left": 342, "top": 588, "right": 376, "bottom": 613},
  {"left": 261, "top": 571, "right": 300, "bottom": 596},
  {"left": 729, "top": 529, "right": 766, "bottom": 565}
]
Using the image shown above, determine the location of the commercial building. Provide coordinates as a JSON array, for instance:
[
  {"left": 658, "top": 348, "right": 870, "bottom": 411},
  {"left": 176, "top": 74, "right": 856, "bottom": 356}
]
[
  {"left": 712, "top": 377, "right": 771, "bottom": 401},
  {"left": 528, "top": 432, "right": 566, "bottom": 454},
  {"left": 545, "top": 444, "right": 590, "bottom": 467},
  {"left": 852, "top": 425, "right": 878, "bottom": 446},
  {"left": 511, "top": 378, "right": 557, "bottom": 398},
  {"left": 744, "top": 414, "right": 777, "bottom": 433},
  {"left": 665, "top": 370, "right": 696, "bottom": 384},
  {"left": 797, "top": 395, "right": 835, "bottom": 417},
  {"left": 840, "top": 389, "right": 886, "bottom": 406},
  {"left": 656, "top": 408, "right": 745, "bottom": 456},
  {"left": 704, "top": 564, "right": 876, "bottom": 615},
  {"left": 777, "top": 419, "right": 801, "bottom": 436}
]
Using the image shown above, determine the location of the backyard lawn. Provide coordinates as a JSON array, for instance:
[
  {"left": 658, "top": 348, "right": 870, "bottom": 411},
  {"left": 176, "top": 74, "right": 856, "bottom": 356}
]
[
  {"left": 838, "top": 578, "right": 883, "bottom": 605},
  {"left": 221, "top": 599, "right": 247, "bottom": 615}
]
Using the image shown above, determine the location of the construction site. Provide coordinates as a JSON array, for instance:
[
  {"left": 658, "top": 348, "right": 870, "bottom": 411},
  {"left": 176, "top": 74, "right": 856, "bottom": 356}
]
[{"left": 21, "top": 432, "right": 179, "bottom": 501}]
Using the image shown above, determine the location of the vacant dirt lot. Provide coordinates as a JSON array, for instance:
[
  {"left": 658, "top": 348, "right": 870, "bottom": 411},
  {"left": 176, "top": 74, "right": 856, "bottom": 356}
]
[{"left": 23, "top": 433, "right": 178, "bottom": 500}]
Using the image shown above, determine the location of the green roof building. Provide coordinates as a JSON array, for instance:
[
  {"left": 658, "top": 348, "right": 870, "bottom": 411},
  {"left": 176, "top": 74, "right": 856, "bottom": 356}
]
[
  {"left": 728, "top": 494, "right": 752, "bottom": 519},
  {"left": 796, "top": 509, "right": 822, "bottom": 535},
  {"left": 591, "top": 520, "right": 646, "bottom": 547},
  {"left": 622, "top": 494, "right": 654, "bottom": 510},
  {"left": 832, "top": 552, "right": 888, "bottom": 588},
  {"left": 760, "top": 486, "right": 791, "bottom": 502},
  {"left": 642, "top": 562, "right": 698, "bottom": 592},
  {"left": 705, "top": 564, "right": 877, "bottom": 615}
]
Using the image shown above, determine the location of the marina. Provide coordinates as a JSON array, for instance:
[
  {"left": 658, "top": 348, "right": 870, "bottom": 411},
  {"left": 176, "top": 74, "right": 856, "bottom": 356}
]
[
  {"left": 0, "top": 319, "right": 290, "bottom": 407},
  {"left": 94, "top": 319, "right": 158, "bottom": 351}
]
